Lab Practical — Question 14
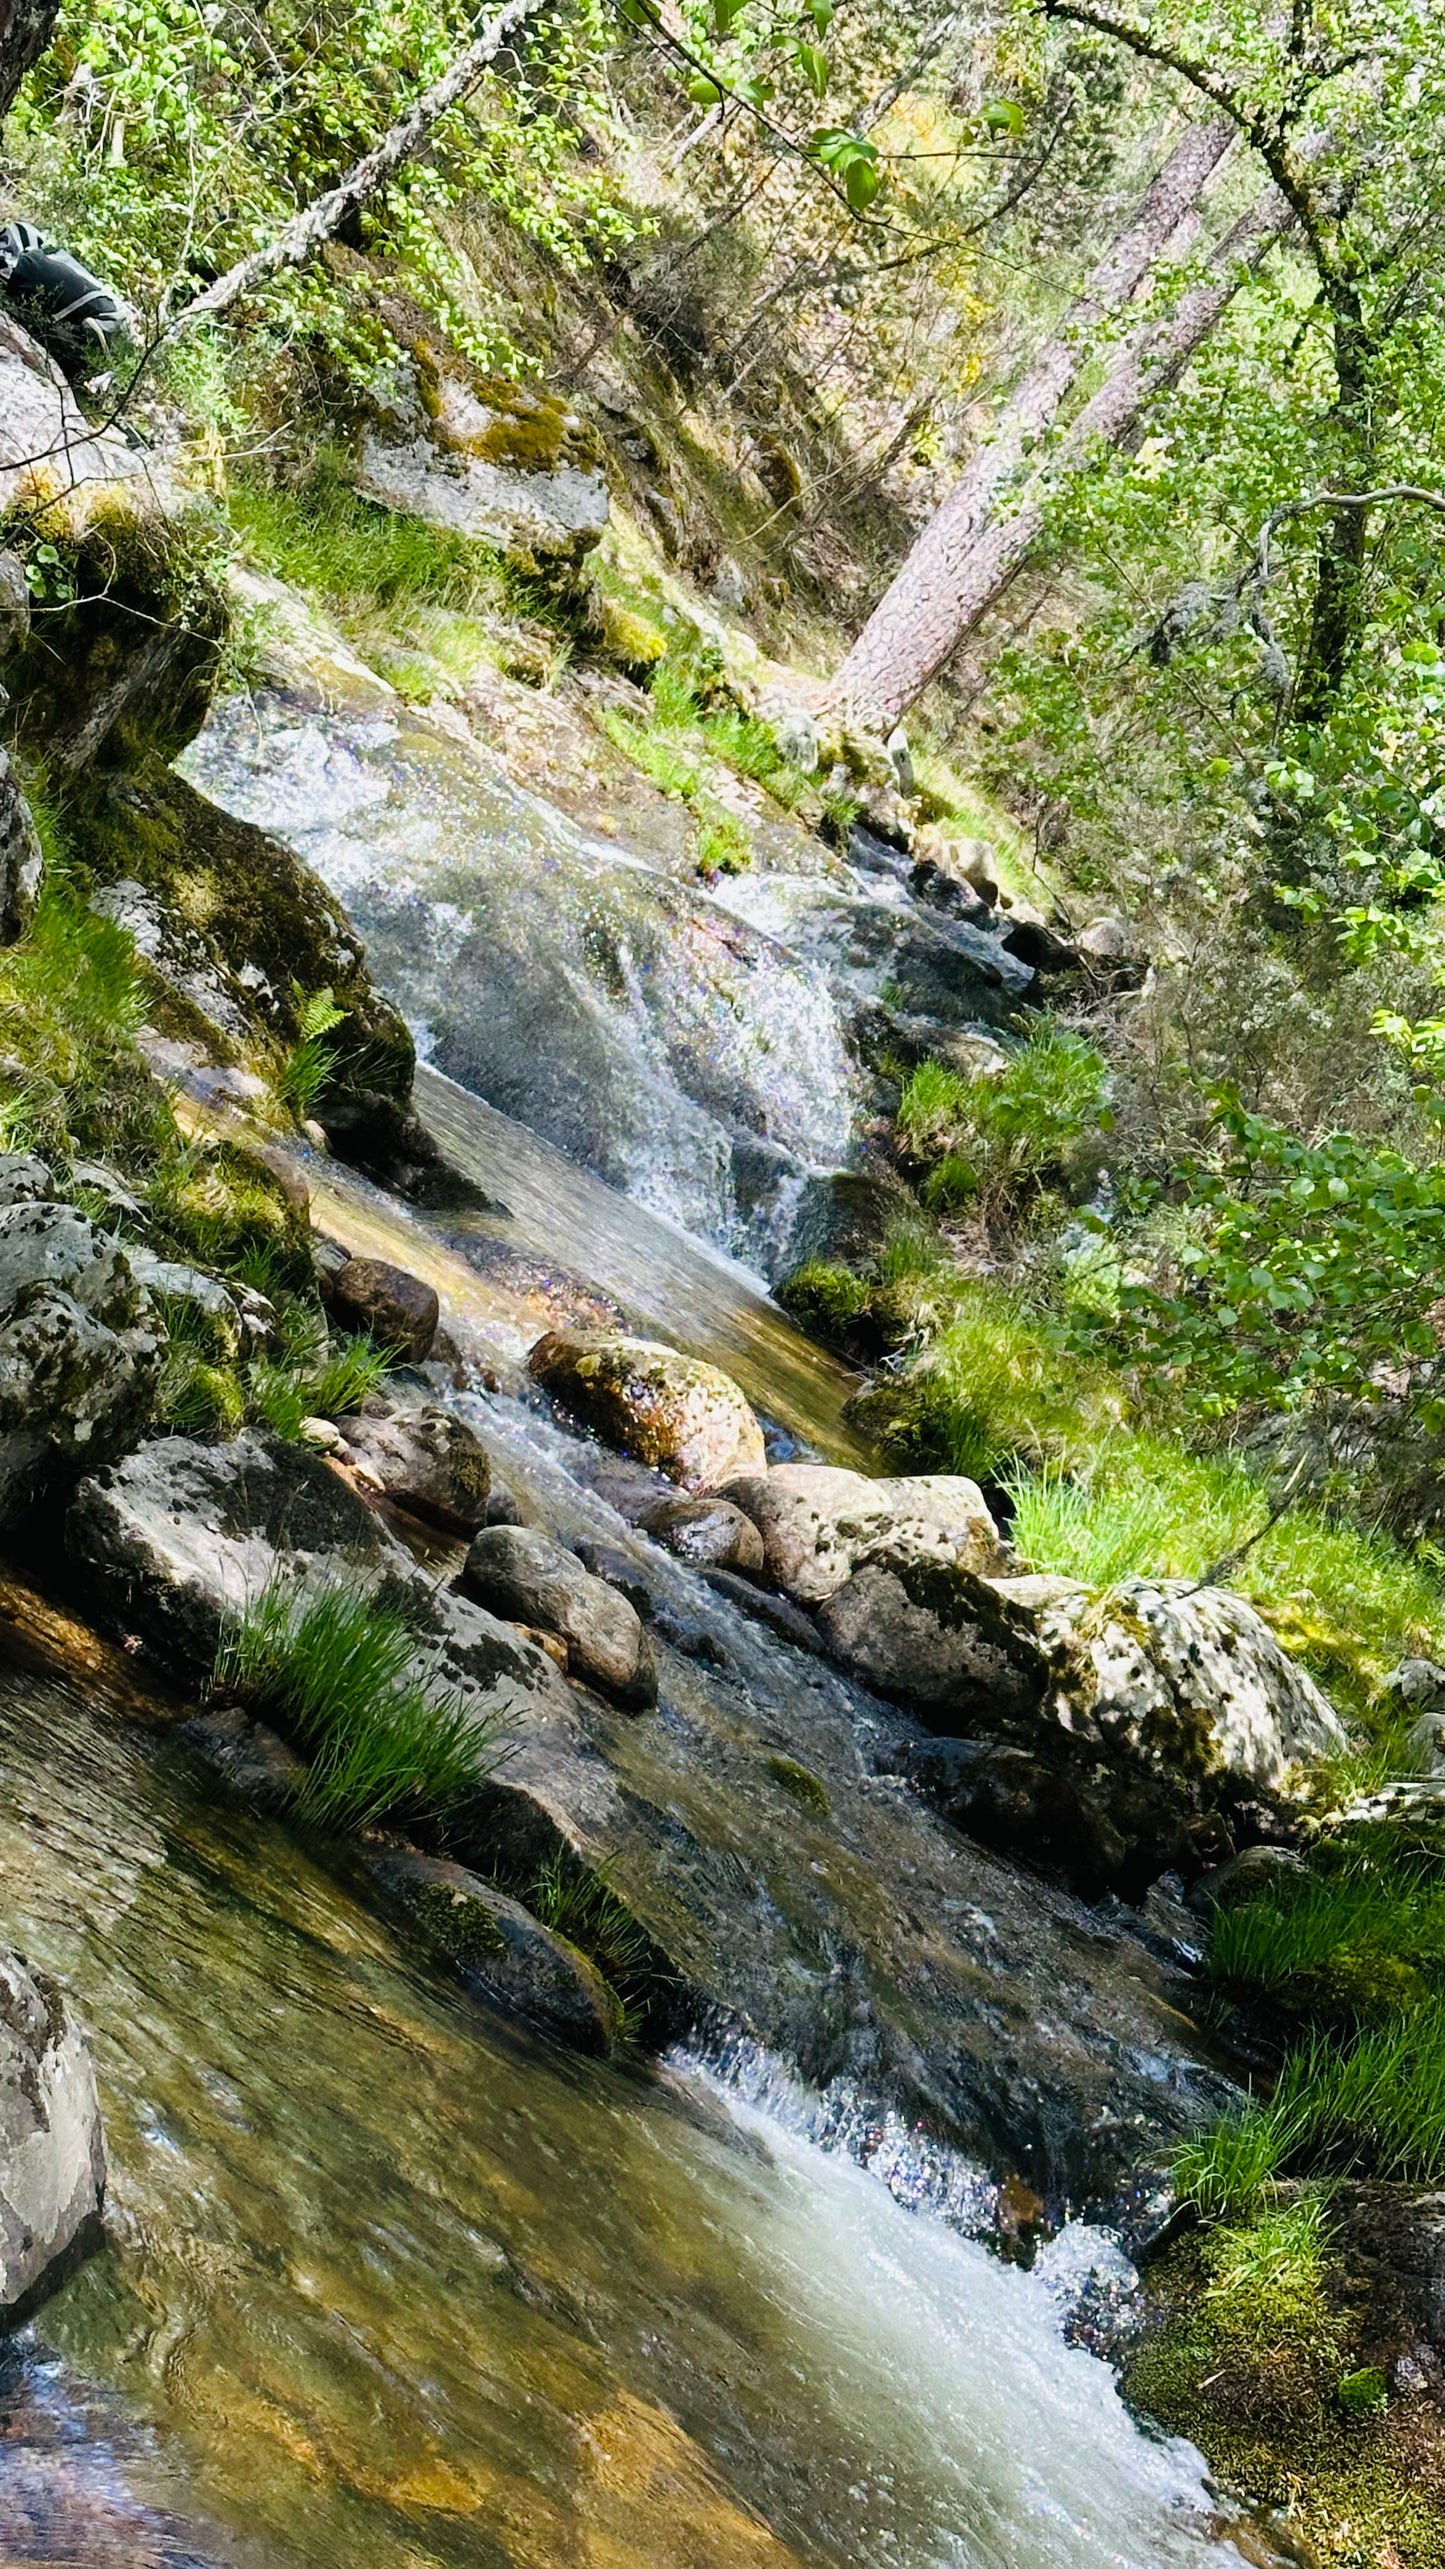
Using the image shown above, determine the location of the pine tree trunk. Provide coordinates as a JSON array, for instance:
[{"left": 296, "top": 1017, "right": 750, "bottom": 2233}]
[
  {"left": 825, "top": 117, "right": 1248, "bottom": 733},
  {"left": 0, "top": 0, "right": 56, "bottom": 118}
]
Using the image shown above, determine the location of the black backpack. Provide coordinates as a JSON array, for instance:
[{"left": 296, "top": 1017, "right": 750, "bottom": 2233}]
[{"left": 0, "top": 221, "right": 131, "bottom": 381}]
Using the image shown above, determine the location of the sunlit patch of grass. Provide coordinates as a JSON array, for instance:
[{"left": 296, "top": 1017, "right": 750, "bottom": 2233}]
[
  {"left": 211, "top": 1574, "right": 503, "bottom": 1833},
  {"left": 853, "top": 1274, "right": 1125, "bottom": 1481},
  {"left": 527, "top": 1847, "right": 658, "bottom": 2041}
]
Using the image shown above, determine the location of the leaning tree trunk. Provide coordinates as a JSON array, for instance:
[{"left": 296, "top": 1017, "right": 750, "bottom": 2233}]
[
  {"left": 826, "top": 176, "right": 1292, "bottom": 733},
  {"left": 825, "top": 113, "right": 1235, "bottom": 731},
  {"left": 0, "top": 0, "right": 56, "bottom": 118}
]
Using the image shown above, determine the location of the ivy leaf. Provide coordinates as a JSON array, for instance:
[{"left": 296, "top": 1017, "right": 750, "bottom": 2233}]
[{"left": 843, "top": 151, "right": 880, "bottom": 208}]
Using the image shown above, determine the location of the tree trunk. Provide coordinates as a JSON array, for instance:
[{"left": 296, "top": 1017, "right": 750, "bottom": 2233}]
[
  {"left": 0, "top": 0, "right": 56, "bottom": 118},
  {"left": 827, "top": 174, "right": 1291, "bottom": 732},
  {"left": 1295, "top": 298, "right": 1376, "bottom": 721}
]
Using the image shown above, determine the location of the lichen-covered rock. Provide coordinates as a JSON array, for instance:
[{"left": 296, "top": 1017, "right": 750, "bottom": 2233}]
[
  {"left": 820, "top": 1558, "right": 1348, "bottom": 1885},
  {"left": 357, "top": 331, "right": 609, "bottom": 584},
  {"left": 0, "top": 316, "right": 227, "bottom": 773},
  {"left": 366, "top": 1848, "right": 619, "bottom": 2054},
  {"left": 0, "top": 1950, "right": 105, "bottom": 2318},
  {"left": 721, "top": 1463, "right": 1005, "bottom": 1608},
  {"left": 528, "top": 1330, "right": 766, "bottom": 1493},
  {"left": 0, "top": 749, "right": 41, "bottom": 940},
  {"left": 639, "top": 1493, "right": 765, "bottom": 1575},
  {"left": 461, "top": 1523, "right": 655, "bottom": 1707},
  {"left": 324, "top": 1256, "right": 439, "bottom": 1362},
  {"left": 0, "top": 1199, "right": 160, "bottom": 1522},
  {"left": 337, "top": 1399, "right": 490, "bottom": 1534},
  {"left": 0, "top": 1149, "right": 55, "bottom": 1207}
]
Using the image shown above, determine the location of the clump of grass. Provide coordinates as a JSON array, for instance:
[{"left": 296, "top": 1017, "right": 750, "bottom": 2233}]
[
  {"left": 0, "top": 865, "right": 165, "bottom": 1167},
  {"left": 695, "top": 809, "right": 753, "bottom": 877},
  {"left": 1174, "top": 2100, "right": 1298, "bottom": 2224},
  {"left": 528, "top": 1847, "right": 657, "bottom": 2041},
  {"left": 601, "top": 707, "right": 703, "bottom": 803},
  {"left": 1007, "top": 1435, "right": 1445, "bottom": 1715},
  {"left": 212, "top": 1575, "right": 502, "bottom": 1832},
  {"left": 247, "top": 1330, "right": 393, "bottom": 1439},
  {"left": 853, "top": 1275, "right": 1125, "bottom": 1481},
  {"left": 231, "top": 455, "right": 517, "bottom": 636},
  {"left": 897, "top": 1021, "right": 1111, "bottom": 1219},
  {"left": 1201, "top": 2192, "right": 1335, "bottom": 2340},
  {"left": 275, "top": 985, "right": 347, "bottom": 1121},
  {"left": 1210, "top": 1837, "right": 1445, "bottom": 2026}
]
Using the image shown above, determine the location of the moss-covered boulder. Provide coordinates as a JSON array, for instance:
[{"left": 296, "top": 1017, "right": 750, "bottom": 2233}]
[
  {"left": 528, "top": 1330, "right": 766, "bottom": 1493},
  {"left": 70, "top": 762, "right": 421, "bottom": 1171},
  {"left": 352, "top": 291, "right": 609, "bottom": 588}
]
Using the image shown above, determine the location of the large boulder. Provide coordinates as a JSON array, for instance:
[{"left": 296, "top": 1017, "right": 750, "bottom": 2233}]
[
  {"left": 460, "top": 1523, "right": 656, "bottom": 1708},
  {"left": 336, "top": 1399, "right": 490, "bottom": 1534},
  {"left": 76, "top": 765, "right": 422, "bottom": 1175},
  {"left": 819, "top": 1558, "right": 1348, "bottom": 1886},
  {"left": 357, "top": 324, "right": 608, "bottom": 588},
  {"left": 365, "top": 1849, "right": 619, "bottom": 2054},
  {"left": 0, "top": 1951, "right": 105, "bottom": 2319},
  {"left": 0, "top": 1196, "right": 160, "bottom": 1523},
  {"left": 720, "top": 1463, "right": 1006, "bottom": 1608},
  {"left": 528, "top": 1330, "right": 766, "bottom": 1493},
  {"left": 65, "top": 1432, "right": 564, "bottom": 1747}
]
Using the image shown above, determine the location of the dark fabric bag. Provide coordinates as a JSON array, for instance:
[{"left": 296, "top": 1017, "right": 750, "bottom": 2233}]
[{"left": 0, "top": 221, "right": 131, "bottom": 381}]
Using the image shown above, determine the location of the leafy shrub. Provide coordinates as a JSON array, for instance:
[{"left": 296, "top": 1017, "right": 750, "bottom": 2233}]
[
  {"left": 212, "top": 1575, "right": 502, "bottom": 1832},
  {"left": 1117, "top": 1092, "right": 1445, "bottom": 1424}
]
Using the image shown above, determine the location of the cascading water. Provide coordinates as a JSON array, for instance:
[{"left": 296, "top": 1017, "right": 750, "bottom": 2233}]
[
  {"left": 181, "top": 690, "right": 860, "bottom": 1263},
  {"left": 0, "top": 667, "right": 1271, "bottom": 2566},
  {"left": 0, "top": 1650, "right": 1249, "bottom": 2569}
]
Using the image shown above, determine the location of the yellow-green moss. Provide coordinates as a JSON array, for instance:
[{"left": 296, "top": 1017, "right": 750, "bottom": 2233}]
[{"left": 1126, "top": 2230, "right": 1445, "bottom": 2568}]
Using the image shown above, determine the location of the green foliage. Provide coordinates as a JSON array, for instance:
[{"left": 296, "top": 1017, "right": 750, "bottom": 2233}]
[
  {"left": 212, "top": 1575, "right": 501, "bottom": 1833},
  {"left": 1200, "top": 2194, "right": 1334, "bottom": 2341},
  {"left": 1173, "top": 2104, "right": 1296, "bottom": 2226},
  {"left": 527, "top": 1847, "right": 657, "bottom": 2040},
  {"left": 246, "top": 1331, "right": 393, "bottom": 1441},
  {"left": 16, "top": 0, "right": 637, "bottom": 393},
  {"left": 1336, "top": 2367, "right": 1389, "bottom": 2417},
  {"left": 897, "top": 1023, "right": 1111, "bottom": 1219},
  {"left": 852, "top": 1275, "right": 1125, "bottom": 1480},
  {"left": 276, "top": 987, "right": 348, "bottom": 1122},
  {"left": 1114, "top": 1093, "right": 1445, "bottom": 1425},
  {"left": 0, "top": 866, "right": 163, "bottom": 1167}
]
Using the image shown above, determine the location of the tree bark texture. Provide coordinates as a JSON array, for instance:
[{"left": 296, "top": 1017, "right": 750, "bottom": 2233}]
[
  {"left": 827, "top": 173, "right": 1292, "bottom": 732},
  {"left": 825, "top": 115, "right": 1241, "bottom": 732},
  {"left": 0, "top": 0, "right": 56, "bottom": 119}
]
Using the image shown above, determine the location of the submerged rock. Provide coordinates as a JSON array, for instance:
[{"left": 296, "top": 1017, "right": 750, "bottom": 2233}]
[
  {"left": 0, "top": 1199, "right": 160, "bottom": 1524},
  {"left": 721, "top": 1463, "right": 1005, "bottom": 1608},
  {"left": 461, "top": 1523, "right": 656, "bottom": 1707},
  {"left": 366, "top": 1849, "right": 619, "bottom": 2054},
  {"left": 529, "top": 1330, "right": 766, "bottom": 1492},
  {"left": 0, "top": 1951, "right": 105, "bottom": 2319},
  {"left": 324, "top": 1255, "right": 440, "bottom": 1361},
  {"left": 337, "top": 1399, "right": 490, "bottom": 1533},
  {"left": 821, "top": 1559, "right": 1347, "bottom": 1885}
]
